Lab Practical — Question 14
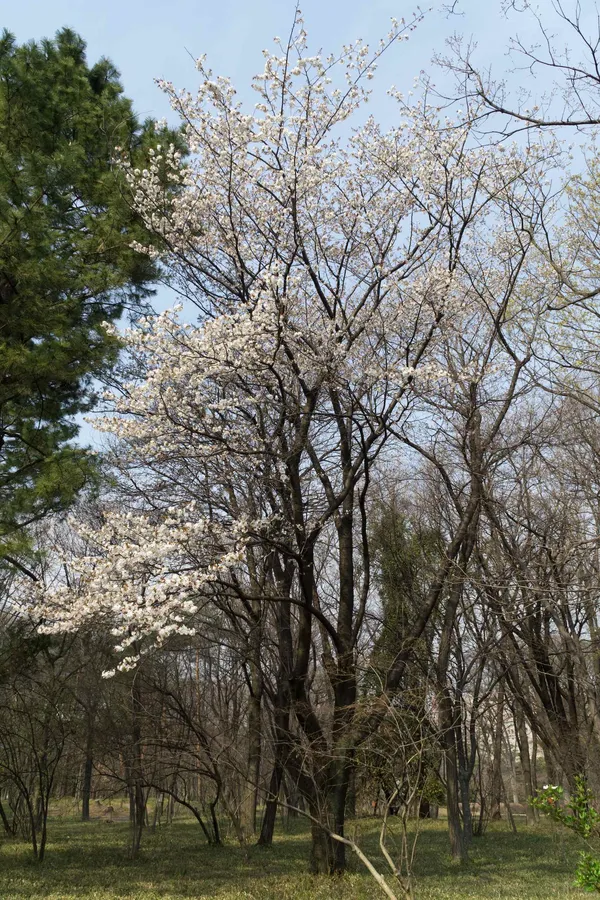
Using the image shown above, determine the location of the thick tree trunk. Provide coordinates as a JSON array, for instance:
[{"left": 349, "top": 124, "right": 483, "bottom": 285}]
[
  {"left": 543, "top": 743, "right": 560, "bottom": 787},
  {"left": 309, "top": 818, "right": 335, "bottom": 874},
  {"left": 331, "top": 762, "right": 351, "bottom": 873},
  {"left": 258, "top": 762, "right": 283, "bottom": 846}
]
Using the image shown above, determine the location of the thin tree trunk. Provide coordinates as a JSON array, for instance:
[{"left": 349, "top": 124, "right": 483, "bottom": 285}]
[
  {"left": 129, "top": 676, "right": 146, "bottom": 859},
  {"left": 490, "top": 681, "right": 505, "bottom": 820},
  {"left": 0, "top": 799, "right": 10, "bottom": 835},
  {"left": 445, "top": 735, "right": 468, "bottom": 861},
  {"left": 37, "top": 794, "right": 49, "bottom": 862},
  {"left": 243, "top": 688, "right": 262, "bottom": 834},
  {"left": 514, "top": 707, "right": 538, "bottom": 824},
  {"left": 345, "top": 765, "right": 356, "bottom": 818},
  {"left": 81, "top": 745, "right": 93, "bottom": 822},
  {"left": 437, "top": 579, "right": 469, "bottom": 861}
]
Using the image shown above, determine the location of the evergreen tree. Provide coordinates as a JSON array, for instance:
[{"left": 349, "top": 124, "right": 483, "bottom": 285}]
[
  {"left": 371, "top": 501, "right": 442, "bottom": 670},
  {"left": 0, "top": 28, "right": 177, "bottom": 564}
]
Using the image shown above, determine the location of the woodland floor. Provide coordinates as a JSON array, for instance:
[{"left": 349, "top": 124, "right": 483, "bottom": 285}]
[{"left": 0, "top": 807, "right": 585, "bottom": 899}]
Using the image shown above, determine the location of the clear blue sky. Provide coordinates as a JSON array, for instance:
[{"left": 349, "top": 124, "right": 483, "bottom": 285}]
[{"left": 3, "top": 0, "right": 555, "bottom": 126}]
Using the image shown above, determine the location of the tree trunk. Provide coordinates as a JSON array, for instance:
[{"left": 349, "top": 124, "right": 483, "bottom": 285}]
[
  {"left": 258, "top": 762, "right": 283, "bottom": 846},
  {"left": 37, "top": 797, "right": 49, "bottom": 862},
  {"left": 0, "top": 799, "right": 10, "bottom": 835},
  {"left": 437, "top": 577, "right": 470, "bottom": 862},
  {"left": 243, "top": 688, "right": 262, "bottom": 835},
  {"left": 81, "top": 747, "right": 93, "bottom": 822},
  {"left": 458, "top": 768, "right": 473, "bottom": 847},
  {"left": 309, "top": 818, "right": 335, "bottom": 874},
  {"left": 490, "top": 681, "right": 505, "bottom": 820},
  {"left": 543, "top": 743, "right": 560, "bottom": 787},
  {"left": 331, "top": 762, "right": 351, "bottom": 873},
  {"left": 129, "top": 676, "right": 146, "bottom": 859},
  {"left": 445, "top": 737, "right": 468, "bottom": 861},
  {"left": 345, "top": 765, "right": 356, "bottom": 818},
  {"left": 151, "top": 791, "right": 161, "bottom": 832},
  {"left": 514, "top": 707, "right": 538, "bottom": 824}
]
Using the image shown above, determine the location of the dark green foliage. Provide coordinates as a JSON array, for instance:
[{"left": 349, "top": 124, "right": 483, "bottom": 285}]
[
  {"left": 0, "top": 619, "right": 51, "bottom": 684},
  {"left": 0, "top": 28, "right": 177, "bottom": 561},
  {"left": 356, "top": 502, "right": 444, "bottom": 817},
  {"left": 370, "top": 501, "right": 442, "bottom": 670}
]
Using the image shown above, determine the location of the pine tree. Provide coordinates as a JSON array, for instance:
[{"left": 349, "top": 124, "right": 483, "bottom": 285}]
[{"left": 0, "top": 28, "right": 177, "bottom": 563}]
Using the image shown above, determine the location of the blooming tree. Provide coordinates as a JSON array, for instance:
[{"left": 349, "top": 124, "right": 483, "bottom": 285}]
[{"left": 38, "top": 12, "right": 564, "bottom": 871}]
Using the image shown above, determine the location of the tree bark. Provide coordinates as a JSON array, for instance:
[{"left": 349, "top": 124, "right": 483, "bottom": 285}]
[
  {"left": 514, "top": 706, "right": 538, "bottom": 824},
  {"left": 243, "top": 688, "right": 262, "bottom": 835},
  {"left": 81, "top": 744, "right": 93, "bottom": 822},
  {"left": 258, "top": 762, "right": 283, "bottom": 846},
  {"left": 490, "top": 680, "right": 505, "bottom": 820},
  {"left": 309, "top": 818, "right": 335, "bottom": 874},
  {"left": 444, "top": 730, "right": 468, "bottom": 861},
  {"left": 0, "top": 799, "right": 10, "bottom": 835}
]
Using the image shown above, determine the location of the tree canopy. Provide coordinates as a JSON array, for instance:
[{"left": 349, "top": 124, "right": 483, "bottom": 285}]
[
  {"left": 0, "top": 27, "right": 176, "bottom": 562},
  {"left": 5, "top": 6, "right": 600, "bottom": 895}
]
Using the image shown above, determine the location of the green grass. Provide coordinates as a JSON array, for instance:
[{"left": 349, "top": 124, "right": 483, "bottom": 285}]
[{"left": 0, "top": 811, "right": 586, "bottom": 899}]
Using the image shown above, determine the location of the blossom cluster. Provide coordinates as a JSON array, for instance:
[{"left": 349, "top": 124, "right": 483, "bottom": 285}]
[{"left": 37, "top": 14, "right": 566, "bottom": 670}]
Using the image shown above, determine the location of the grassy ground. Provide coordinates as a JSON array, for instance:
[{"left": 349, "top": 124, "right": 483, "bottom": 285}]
[{"left": 0, "top": 810, "right": 585, "bottom": 899}]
